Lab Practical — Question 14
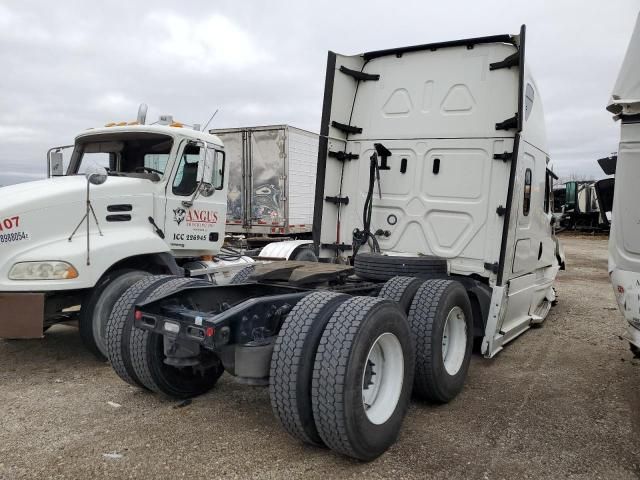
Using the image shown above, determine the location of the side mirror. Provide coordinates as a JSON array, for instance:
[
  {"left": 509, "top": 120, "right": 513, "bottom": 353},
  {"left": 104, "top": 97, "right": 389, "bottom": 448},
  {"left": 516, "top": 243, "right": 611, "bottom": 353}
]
[
  {"left": 50, "top": 151, "right": 64, "bottom": 176},
  {"left": 201, "top": 147, "right": 215, "bottom": 184},
  {"left": 183, "top": 142, "right": 213, "bottom": 207},
  {"left": 200, "top": 147, "right": 216, "bottom": 197},
  {"left": 47, "top": 144, "right": 73, "bottom": 177},
  {"left": 86, "top": 166, "right": 108, "bottom": 185}
]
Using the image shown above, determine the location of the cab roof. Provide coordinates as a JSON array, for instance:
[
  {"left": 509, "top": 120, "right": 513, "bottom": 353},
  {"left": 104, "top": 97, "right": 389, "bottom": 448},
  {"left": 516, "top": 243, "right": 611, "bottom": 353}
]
[
  {"left": 75, "top": 123, "right": 224, "bottom": 147},
  {"left": 608, "top": 13, "right": 640, "bottom": 116}
]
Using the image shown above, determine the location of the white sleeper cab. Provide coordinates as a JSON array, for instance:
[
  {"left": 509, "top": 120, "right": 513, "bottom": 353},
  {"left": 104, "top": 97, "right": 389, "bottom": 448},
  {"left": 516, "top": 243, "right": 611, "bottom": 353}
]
[
  {"left": 603, "top": 13, "right": 640, "bottom": 356},
  {"left": 314, "top": 26, "right": 565, "bottom": 358},
  {"left": 95, "top": 26, "right": 566, "bottom": 462}
]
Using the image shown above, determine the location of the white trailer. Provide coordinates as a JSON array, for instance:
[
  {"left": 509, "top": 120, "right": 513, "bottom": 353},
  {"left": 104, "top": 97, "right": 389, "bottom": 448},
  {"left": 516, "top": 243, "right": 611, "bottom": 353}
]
[
  {"left": 104, "top": 26, "right": 564, "bottom": 461},
  {"left": 210, "top": 125, "right": 318, "bottom": 238},
  {"left": 603, "top": 13, "right": 640, "bottom": 356}
]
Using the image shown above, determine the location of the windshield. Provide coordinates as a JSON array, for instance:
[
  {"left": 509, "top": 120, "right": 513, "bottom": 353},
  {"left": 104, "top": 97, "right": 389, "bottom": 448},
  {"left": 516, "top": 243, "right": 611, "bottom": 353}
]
[{"left": 71, "top": 132, "right": 174, "bottom": 181}]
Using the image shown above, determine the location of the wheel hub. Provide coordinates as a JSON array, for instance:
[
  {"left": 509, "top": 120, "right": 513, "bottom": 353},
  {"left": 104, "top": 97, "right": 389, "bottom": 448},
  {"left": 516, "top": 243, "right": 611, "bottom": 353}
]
[
  {"left": 363, "top": 359, "right": 376, "bottom": 390},
  {"left": 442, "top": 306, "right": 467, "bottom": 376},
  {"left": 361, "top": 333, "right": 404, "bottom": 425}
]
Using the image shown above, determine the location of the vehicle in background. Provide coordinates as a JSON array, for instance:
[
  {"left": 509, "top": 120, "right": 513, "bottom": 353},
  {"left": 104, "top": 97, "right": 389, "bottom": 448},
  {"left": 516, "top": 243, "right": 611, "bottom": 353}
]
[
  {"left": 0, "top": 110, "right": 313, "bottom": 358},
  {"left": 211, "top": 125, "right": 318, "bottom": 245},
  {"left": 105, "top": 26, "right": 564, "bottom": 461},
  {"left": 553, "top": 180, "right": 610, "bottom": 232},
  {"left": 602, "top": 13, "right": 640, "bottom": 357}
]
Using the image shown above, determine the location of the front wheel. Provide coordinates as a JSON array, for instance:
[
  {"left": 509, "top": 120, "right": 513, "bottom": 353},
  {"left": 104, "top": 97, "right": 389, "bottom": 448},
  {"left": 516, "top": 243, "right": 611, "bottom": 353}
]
[
  {"left": 79, "top": 269, "right": 150, "bottom": 360},
  {"left": 291, "top": 247, "right": 318, "bottom": 262}
]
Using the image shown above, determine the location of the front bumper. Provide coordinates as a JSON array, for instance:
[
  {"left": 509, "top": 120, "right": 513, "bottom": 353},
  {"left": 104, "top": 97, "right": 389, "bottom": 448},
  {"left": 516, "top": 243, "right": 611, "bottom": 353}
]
[
  {"left": 610, "top": 268, "right": 640, "bottom": 349},
  {"left": 626, "top": 324, "right": 640, "bottom": 350},
  {"left": 0, "top": 292, "right": 45, "bottom": 338}
]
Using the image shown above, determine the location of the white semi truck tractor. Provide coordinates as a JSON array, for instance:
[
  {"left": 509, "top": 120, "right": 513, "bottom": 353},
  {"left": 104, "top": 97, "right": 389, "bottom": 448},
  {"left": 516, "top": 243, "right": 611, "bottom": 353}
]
[
  {"left": 0, "top": 111, "right": 310, "bottom": 359},
  {"left": 105, "top": 26, "right": 565, "bottom": 461},
  {"left": 602, "top": 13, "right": 640, "bottom": 357}
]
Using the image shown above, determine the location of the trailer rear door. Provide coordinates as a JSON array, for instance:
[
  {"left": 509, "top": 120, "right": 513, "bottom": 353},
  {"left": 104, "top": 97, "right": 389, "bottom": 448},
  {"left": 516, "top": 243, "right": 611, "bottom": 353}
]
[{"left": 248, "top": 127, "right": 287, "bottom": 228}]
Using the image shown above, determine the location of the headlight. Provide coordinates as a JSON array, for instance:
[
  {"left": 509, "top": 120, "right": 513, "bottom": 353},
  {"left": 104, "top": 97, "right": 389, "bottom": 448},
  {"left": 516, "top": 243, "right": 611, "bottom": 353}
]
[
  {"left": 629, "top": 318, "right": 640, "bottom": 330},
  {"left": 9, "top": 261, "right": 79, "bottom": 280}
]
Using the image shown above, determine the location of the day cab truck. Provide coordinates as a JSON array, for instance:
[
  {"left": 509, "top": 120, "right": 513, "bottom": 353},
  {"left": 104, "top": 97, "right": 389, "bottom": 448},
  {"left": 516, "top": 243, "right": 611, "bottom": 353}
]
[
  {"left": 103, "top": 26, "right": 565, "bottom": 461},
  {"left": 600, "top": 13, "right": 640, "bottom": 357},
  {"left": 0, "top": 113, "right": 315, "bottom": 360}
]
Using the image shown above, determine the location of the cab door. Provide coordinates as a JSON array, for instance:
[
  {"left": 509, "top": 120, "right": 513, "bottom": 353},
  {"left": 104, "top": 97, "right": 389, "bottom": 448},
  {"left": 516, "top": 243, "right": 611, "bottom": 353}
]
[
  {"left": 164, "top": 139, "right": 227, "bottom": 255},
  {"left": 511, "top": 149, "right": 537, "bottom": 275}
]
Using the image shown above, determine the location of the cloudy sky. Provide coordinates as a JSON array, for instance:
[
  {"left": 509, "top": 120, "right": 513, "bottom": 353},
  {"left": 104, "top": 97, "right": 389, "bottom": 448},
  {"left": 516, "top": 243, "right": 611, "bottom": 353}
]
[{"left": 0, "top": 0, "right": 637, "bottom": 185}]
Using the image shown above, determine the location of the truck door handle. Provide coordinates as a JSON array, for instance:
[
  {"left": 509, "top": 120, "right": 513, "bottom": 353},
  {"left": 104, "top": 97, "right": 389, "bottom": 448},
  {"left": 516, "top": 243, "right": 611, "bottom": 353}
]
[
  {"left": 538, "top": 241, "right": 543, "bottom": 260},
  {"left": 433, "top": 158, "right": 440, "bottom": 174},
  {"left": 400, "top": 158, "right": 407, "bottom": 174}
]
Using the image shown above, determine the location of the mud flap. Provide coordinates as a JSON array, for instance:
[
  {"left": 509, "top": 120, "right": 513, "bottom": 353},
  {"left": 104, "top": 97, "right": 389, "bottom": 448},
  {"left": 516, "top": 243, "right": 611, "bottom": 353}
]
[{"left": 0, "top": 293, "right": 45, "bottom": 338}]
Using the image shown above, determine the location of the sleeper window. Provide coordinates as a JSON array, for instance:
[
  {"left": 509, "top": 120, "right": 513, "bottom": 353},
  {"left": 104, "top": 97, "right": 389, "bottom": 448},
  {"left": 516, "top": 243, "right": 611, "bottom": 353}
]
[
  {"left": 525, "top": 83, "right": 535, "bottom": 120},
  {"left": 523, "top": 168, "right": 532, "bottom": 216},
  {"left": 544, "top": 170, "right": 552, "bottom": 213}
]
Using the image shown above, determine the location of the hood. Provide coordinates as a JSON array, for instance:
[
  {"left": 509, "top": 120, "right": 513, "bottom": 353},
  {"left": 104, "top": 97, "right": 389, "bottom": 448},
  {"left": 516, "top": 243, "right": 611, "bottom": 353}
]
[
  {"left": 0, "top": 175, "right": 156, "bottom": 216},
  {"left": 0, "top": 175, "right": 159, "bottom": 284}
]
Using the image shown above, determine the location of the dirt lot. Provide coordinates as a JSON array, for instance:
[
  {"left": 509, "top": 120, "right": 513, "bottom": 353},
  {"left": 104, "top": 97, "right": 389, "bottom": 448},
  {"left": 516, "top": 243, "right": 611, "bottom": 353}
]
[{"left": 1, "top": 235, "right": 639, "bottom": 479}]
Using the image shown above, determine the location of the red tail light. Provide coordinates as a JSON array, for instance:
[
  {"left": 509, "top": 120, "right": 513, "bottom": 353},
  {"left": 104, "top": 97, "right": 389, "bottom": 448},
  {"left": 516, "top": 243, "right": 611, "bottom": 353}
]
[{"left": 134, "top": 310, "right": 143, "bottom": 321}]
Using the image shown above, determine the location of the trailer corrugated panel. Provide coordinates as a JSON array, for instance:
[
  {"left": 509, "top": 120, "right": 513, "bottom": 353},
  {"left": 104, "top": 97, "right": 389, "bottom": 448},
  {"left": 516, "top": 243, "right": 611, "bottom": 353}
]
[{"left": 287, "top": 127, "right": 319, "bottom": 227}]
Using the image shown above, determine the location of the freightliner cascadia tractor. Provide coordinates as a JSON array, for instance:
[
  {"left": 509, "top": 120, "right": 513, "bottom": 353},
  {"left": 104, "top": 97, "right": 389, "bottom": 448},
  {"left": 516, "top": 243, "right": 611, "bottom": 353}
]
[
  {"left": 101, "top": 26, "right": 564, "bottom": 461},
  {"left": 5, "top": 26, "right": 564, "bottom": 461}
]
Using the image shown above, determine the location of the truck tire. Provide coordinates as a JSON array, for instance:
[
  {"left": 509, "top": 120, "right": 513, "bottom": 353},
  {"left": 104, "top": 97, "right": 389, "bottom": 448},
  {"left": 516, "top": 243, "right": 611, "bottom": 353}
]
[
  {"left": 269, "top": 291, "right": 350, "bottom": 447},
  {"left": 291, "top": 247, "right": 318, "bottom": 262},
  {"left": 129, "top": 277, "right": 224, "bottom": 398},
  {"left": 229, "top": 265, "right": 256, "bottom": 284},
  {"left": 407, "top": 279, "right": 473, "bottom": 403},
  {"left": 378, "top": 276, "right": 424, "bottom": 313},
  {"left": 106, "top": 275, "right": 173, "bottom": 387},
  {"left": 80, "top": 269, "right": 151, "bottom": 360},
  {"left": 311, "top": 296, "right": 414, "bottom": 461},
  {"left": 354, "top": 253, "right": 447, "bottom": 282}
]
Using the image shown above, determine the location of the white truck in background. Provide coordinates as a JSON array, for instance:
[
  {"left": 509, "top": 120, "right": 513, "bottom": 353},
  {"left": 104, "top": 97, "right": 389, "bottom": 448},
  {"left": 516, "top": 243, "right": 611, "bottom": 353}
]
[
  {"left": 0, "top": 111, "right": 314, "bottom": 359},
  {"left": 602, "top": 13, "right": 640, "bottom": 357}
]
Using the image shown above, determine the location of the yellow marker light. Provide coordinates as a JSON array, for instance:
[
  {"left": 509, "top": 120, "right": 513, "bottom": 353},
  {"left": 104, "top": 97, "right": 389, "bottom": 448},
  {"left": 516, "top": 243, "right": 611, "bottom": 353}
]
[
  {"left": 65, "top": 265, "right": 79, "bottom": 279},
  {"left": 170, "top": 122, "right": 184, "bottom": 128},
  {"left": 116, "top": 121, "right": 127, "bottom": 126},
  {"left": 104, "top": 122, "right": 116, "bottom": 127},
  {"left": 127, "top": 121, "right": 139, "bottom": 125}
]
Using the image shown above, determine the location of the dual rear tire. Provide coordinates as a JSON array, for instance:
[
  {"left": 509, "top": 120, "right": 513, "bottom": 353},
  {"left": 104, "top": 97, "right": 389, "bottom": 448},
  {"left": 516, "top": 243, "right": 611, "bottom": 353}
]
[
  {"left": 270, "top": 276, "right": 473, "bottom": 460},
  {"left": 105, "top": 275, "right": 224, "bottom": 398},
  {"left": 270, "top": 293, "right": 414, "bottom": 461}
]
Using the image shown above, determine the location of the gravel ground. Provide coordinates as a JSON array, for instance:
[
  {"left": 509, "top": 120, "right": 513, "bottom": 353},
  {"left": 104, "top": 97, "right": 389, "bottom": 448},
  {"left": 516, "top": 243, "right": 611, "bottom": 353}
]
[{"left": 1, "top": 235, "right": 639, "bottom": 479}]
